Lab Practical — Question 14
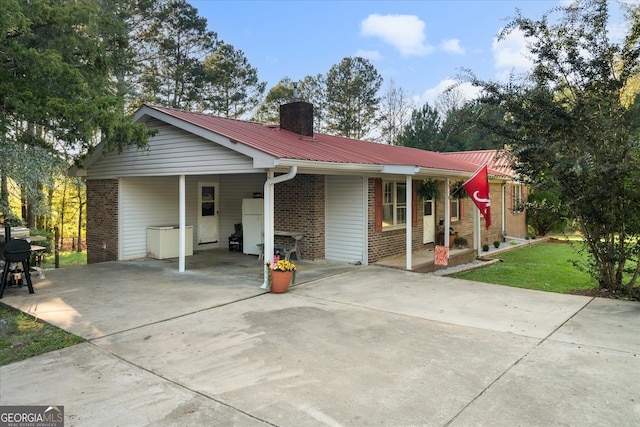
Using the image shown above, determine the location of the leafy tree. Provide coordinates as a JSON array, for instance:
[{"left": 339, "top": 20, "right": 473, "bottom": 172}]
[
  {"left": 378, "top": 79, "right": 415, "bottom": 145},
  {"left": 468, "top": 0, "right": 640, "bottom": 296},
  {"left": 299, "top": 74, "right": 329, "bottom": 134},
  {"left": 117, "top": 0, "right": 165, "bottom": 113},
  {"left": 253, "top": 78, "right": 295, "bottom": 123},
  {"left": 201, "top": 42, "right": 266, "bottom": 118},
  {"left": 1, "top": 0, "right": 150, "bottom": 224},
  {"left": 255, "top": 75, "right": 330, "bottom": 133},
  {"left": 133, "top": 0, "right": 217, "bottom": 109},
  {"left": 325, "top": 57, "right": 382, "bottom": 139},
  {"left": 526, "top": 188, "right": 568, "bottom": 236},
  {"left": 439, "top": 101, "right": 507, "bottom": 152},
  {"left": 395, "top": 103, "right": 443, "bottom": 151}
]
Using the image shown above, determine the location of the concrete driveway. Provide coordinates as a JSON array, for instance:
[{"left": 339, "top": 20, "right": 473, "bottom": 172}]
[{"left": 1, "top": 251, "right": 639, "bottom": 426}]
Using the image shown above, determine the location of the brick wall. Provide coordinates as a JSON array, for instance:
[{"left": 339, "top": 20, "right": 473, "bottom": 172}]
[
  {"left": 504, "top": 184, "right": 528, "bottom": 238},
  {"left": 274, "top": 174, "right": 325, "bottom": 259},
  {"left": 367, "top": 179, "right": 424, "bottom": 263},
  {"left": 86, "top": 179, "right": 119, "bottom": 263},
  {"left": 434, "top": 181, "right": 507, "bottom": 248}
]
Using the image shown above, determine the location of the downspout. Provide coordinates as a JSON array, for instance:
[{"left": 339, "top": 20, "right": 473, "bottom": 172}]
[
  {"left": 261, "top": 166, "right": 298, "bottom": 289},
  {"left": 501, "top": 183, "right": 506, "bottom": 240}
]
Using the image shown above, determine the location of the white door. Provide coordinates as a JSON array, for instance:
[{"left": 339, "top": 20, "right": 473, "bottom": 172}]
[
  {"left": 198, "top": 183, "right": 219, "bottom": 244},
  {"left": 423, "top": 199, "right": 435, "bottom": 244}
]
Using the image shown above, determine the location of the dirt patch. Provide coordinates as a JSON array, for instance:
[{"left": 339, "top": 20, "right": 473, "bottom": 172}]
[
  {"left": 572, "top": 288, "right": 612, "bottom": 297},
  {"left": 547, "top": 237, "right": 572, "bottom": 244},
  {"left": 572, "top": 287, "right": 640, "bottom": 301}
]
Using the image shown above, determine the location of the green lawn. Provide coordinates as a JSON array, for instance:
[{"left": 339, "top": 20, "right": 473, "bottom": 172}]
[
  {"left": 1, "top": 250, "right": 87, "bottom": 366},
  {"left": 450, "top": 242, "right": 598, "bottom": 294},
  {"left": 0, "top": 304, "right": 84, "bottom": 366},
  {"left": 40, "top": 250, "right": 87, "bottom": 268}
]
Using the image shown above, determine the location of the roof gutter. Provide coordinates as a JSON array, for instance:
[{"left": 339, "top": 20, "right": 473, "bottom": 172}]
[
  {"left": 275, "top": 158, "right": 384, "bottom": 173},
  {"left": 261, "top": 166, "right": 298, "bottom": 289},
  {"left": 274, "top": 160, "right": 509, "bottom": 181}
]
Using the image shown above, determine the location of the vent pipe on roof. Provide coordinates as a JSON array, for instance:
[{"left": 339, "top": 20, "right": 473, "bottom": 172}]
[{"left": 292, "top": 82, "right": 299, "bottom": 101}]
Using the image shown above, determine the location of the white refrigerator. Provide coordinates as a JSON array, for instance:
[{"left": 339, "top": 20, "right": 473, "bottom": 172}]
[{"left": 242, "top": 198, "right": 263, "bottom": 255}]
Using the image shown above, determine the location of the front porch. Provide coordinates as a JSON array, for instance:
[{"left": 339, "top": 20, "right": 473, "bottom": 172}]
[{"left": 376, "top": 245, "right": 477, "bottom": 273}]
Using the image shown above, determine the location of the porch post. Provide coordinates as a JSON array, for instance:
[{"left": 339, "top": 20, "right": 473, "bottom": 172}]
[
  {"left": 406, "top": 175, "right": 412, "bottom": 270},
  {"left": 178, "top": 174, "right": 186, "bottom": 273},
  {"left": 261, "top": 167, "right": 297, "bottom": 288},
  {"left": 444, "top": 178, "right": 450, "bottom": 249},
  {"left": 474, "top": 206, "right": 481, "bottom": 252}
]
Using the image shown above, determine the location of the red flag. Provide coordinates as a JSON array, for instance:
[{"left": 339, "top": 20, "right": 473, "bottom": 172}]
[{"left": 463, "top": 165, "right": 492, "bottom": 229}]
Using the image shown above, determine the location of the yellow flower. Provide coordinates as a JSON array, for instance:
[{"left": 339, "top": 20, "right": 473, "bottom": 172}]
[{"left": 270, "top": 259, "right": 296, "bottom": 272}]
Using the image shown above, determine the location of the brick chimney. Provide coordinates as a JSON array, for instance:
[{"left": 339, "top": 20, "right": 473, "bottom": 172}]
[{"left": 280, "top": 101, "right": 313, "bottom": 137}]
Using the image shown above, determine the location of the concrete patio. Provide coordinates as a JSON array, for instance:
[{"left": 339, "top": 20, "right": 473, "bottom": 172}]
[{"left": 1, "top": 249, "right": 639, "bottom": 426}]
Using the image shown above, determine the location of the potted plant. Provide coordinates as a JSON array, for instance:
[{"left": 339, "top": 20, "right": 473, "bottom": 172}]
[
  {"left": 454, "top": 236, "right": 468, "bottom": 248},
  {"left": 267, "top": 259, "right": 297, "bottom": 293},
  {"left": 438, "top": 225, "right": 456, "bottom": 248},
  {"left": 417, "top": 179, "right": 441, "bottom": 200}
]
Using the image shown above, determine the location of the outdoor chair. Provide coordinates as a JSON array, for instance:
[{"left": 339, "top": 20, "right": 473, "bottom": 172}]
[{"left": 228, "top": 223, "right": 243, "bottom": 252}]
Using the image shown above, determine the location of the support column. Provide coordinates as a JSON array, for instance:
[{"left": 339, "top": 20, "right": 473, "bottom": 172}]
[
  {"left": 406, "top": 175, "right": 412, "bottom": 270},
  {"left": 444, "top": 178, "right": 450, "bottom": 248},
  {"left": 178, "top": 174, "right": 186, "bottom": 273}
]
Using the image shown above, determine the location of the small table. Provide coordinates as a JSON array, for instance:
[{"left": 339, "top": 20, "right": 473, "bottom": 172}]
[
  {"left": 29, "top": 245, "right": 46, "bottom": 267},
  {"left": 257, "top": 231, "right": 303, "bottom": 261}
]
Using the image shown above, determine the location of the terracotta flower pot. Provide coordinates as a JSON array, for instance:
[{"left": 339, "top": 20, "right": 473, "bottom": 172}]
[{"left": 270, "top": 270, "right": 293, "bottom": 293}]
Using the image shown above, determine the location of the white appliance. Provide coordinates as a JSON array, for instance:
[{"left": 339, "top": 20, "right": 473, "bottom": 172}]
[
  {"left": 242, "top": 198, "right": 263, "bottom": 255},
  {"left": 147, "top": 226, "right": 193, "bottom": 259}
]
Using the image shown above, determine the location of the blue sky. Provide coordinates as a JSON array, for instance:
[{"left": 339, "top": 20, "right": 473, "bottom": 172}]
[{"left": 191, "top": 0, "right": 631, "bottom": 106}]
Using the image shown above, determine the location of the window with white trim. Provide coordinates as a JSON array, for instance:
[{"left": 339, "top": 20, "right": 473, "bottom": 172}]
[
  {"left": 450, "top": 197, "right": 460, "bottom": 222},
  {"left": 382, "top": 181, "right": 406, "bottom": 229},
  {"left": 512, "top": 185, "right": 523, "bottom": 213}
]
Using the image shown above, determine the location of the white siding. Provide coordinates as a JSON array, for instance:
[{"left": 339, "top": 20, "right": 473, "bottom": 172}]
[
  {"left": 218, "top": 174, "right": 266, "bottom": 241},
  {"left": 118, "top": 174, "right": 267, "bottom": 260},
  {"left": 325, "top": 175, "right": 367, "bottom": 265},
  {"left": 89, "top": 119, "right": 256, "bottom": 179},
  {"left": 119, "top": 177, "right": 180, "bottom": 260}
]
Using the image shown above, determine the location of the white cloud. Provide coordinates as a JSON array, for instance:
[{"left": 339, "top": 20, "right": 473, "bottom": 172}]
[
  {"left": 440, "top": 38, "right": 465, "bottom": 55},
  {"left": 492, "top": 29, "right": 533, "bottom": 69},
  {"left": 492, "top": 28, "right": 534, "bottom": 78},
  {"left": 354, "top": 49, "right": 382, "bottom": 61},
  {"left": 360, "top": 14, "right": 433, "bottom": 56},
  {"left": 418, "top": 78, "right": 482, "bottom": 107}
]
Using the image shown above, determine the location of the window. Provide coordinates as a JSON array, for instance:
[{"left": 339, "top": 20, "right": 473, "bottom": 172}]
[
  {"left": 382, "top": 181, "right": 406, "bottom": 229},
  {"left": 450, "top": 198, "right": 460, "bottom": 222},
  {"left": 512, "top": 185, "right": 523, "bottom": 213},
  {"left": 201, "top": 186, "right": 215, "bottom": 216}
]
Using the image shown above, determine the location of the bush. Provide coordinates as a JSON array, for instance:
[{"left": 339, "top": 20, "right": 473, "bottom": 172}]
[{"left": 454, "top": 236, "right": 468, "bottom": 247}]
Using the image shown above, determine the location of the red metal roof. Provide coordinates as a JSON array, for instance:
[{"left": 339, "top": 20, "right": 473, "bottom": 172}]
[
  {"left": 143, "top": 104, "right": 495, "bottom": 175},
  {"left": 442, "top": 150, "right": 514, "bottom": 177}
]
